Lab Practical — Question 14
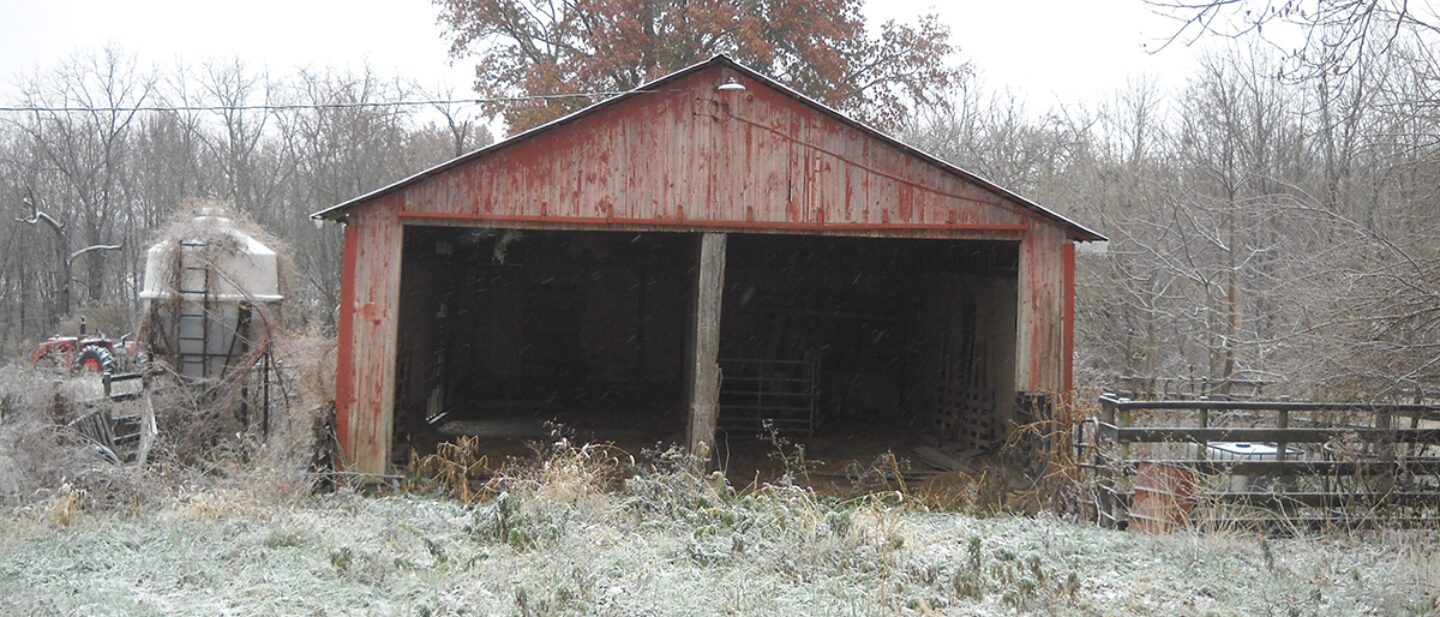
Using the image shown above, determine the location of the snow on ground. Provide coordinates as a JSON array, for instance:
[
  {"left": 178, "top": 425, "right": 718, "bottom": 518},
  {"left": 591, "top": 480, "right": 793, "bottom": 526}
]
[{"left": 2, "top": 485, "right": 1436, "bottom": 617}]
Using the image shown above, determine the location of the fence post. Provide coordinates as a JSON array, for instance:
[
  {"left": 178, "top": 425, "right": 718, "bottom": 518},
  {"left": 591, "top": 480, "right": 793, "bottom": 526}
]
[
  {"left": 1198, "top": 395, "right": 1209, "bottom": 463},
  {"left": 1277, "top": 407, "right": 1291, "bottom": 492},
  {"left": 1117, "top": 399, "right": 1133, "bottom": 528},
  {"left": 1118, "top": 401, "right": 1132, "bottom": 463},
  {"left": 1098, "top": 395, "right": 1117, "bottom": 528},
  {"left": 1376, "top": 406, "right": 1395, "bottom": 462}
]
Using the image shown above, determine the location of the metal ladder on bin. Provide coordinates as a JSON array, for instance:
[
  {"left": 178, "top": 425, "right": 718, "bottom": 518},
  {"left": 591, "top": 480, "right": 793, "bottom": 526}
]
[{"left": 175, "top": 248, "right": 213, "bottom": 378}]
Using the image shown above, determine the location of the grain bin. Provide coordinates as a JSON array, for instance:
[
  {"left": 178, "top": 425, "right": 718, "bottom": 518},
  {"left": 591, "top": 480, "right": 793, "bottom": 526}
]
[{"left": 139, "top": 207, "right": 282, "bottom": 381}]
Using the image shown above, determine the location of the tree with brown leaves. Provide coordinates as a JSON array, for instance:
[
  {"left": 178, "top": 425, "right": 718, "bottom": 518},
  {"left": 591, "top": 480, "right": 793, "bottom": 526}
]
[{"left": 433, "top": 0, "right": 966, "bottom": 133}]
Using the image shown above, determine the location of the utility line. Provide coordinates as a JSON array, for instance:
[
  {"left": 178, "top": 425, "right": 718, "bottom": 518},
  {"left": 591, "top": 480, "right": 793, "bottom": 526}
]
[{"left": 0, "top": 89, "right": 682, "bottom": 114}]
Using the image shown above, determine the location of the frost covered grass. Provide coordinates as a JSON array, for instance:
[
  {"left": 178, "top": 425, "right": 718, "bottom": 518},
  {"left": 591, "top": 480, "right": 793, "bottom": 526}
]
[
  {"left": 3, "top": 447, "right": 1438, "bottom": 617},
  {"left": 2, "top": 367, "right": 1437, "bottom": 616}
]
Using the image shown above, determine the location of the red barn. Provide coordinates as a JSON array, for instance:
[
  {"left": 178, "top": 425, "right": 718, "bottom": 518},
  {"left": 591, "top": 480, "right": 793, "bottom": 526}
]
[{"left": 313, "top": 56, "right": 1104, "bottom": 474}]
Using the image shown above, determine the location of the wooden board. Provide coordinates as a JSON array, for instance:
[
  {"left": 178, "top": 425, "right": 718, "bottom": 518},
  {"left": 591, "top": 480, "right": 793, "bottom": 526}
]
[{"left": 685, "top": 233, "right": 727, "bottom": 463}]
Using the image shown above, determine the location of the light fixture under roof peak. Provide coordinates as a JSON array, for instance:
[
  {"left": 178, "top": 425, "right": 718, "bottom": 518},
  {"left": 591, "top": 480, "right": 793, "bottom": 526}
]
[{"left": 716, "top": 77, "right": 746, "bottom": 92}]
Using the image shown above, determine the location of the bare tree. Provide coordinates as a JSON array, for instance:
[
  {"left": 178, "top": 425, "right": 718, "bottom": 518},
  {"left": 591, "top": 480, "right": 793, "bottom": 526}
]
[
  {"left": 6, "top": 49, "right": 153, "bottom": 322},
  {"left": 1146, "top": 0, "right": 1440, "bottom": 78}
]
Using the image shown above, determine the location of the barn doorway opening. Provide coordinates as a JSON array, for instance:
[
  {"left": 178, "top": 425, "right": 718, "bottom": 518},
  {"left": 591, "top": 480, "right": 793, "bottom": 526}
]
[
  {"left": 391, "top": 226, "right": 695, "bottom": 462},
  {"left": 390, "top": 225, "right": 1021, "bottom": 478},
  {"left": 716, "top": 235, "right": 1019, "bottom": 478}
]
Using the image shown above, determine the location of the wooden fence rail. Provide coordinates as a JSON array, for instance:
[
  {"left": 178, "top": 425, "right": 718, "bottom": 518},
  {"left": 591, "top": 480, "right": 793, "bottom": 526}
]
[{"left": 1078, "top": 394, "right": 1440, "bottom": 532}]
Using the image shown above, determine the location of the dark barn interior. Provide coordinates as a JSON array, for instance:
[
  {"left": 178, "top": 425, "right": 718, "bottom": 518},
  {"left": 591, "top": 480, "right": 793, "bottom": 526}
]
[
  {"left": 393, "top": 227, "right": 694, "bottom": 456},
  {"left": 391, "top": 225, "right": 1020, "bottom": 466},
  {"left": 718, "top": 235, "right": 1018, "bottom": 452}
]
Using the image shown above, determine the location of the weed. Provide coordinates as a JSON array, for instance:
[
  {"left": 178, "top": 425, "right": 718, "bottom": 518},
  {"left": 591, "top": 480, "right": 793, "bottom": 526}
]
[
  {"left": 174, "top": 486, "right": 269, "bottom": 521},
  {"left": 330, "top": 546, "right": 353, "bottom": 573},
  {"left": 825, "top": 509, "right": 852, "bottom": 537},
  {"left": 952, "top": 569, "right": 984, "bottom": 600},
  {"left": 421, "top": 536, "right": 448, "bottom": 568},
  {"left": 762, "top": 419, "right": 815, "bottom": 485},
  {"left": 1027, "top": 554, "right": 1045, "bottom": 585},
  {"left": 38, "top": 482, "right": 86, "bottom": 526},
  {"left": 467, "top": 491, "right": 536, "bottom": 550},
  {"left": 1002, "top": 389, "right": 1087, "bottom": 514},
  {"left": 409, "top": 437, "right": 491, "bottom": 503},
  {"left": 263, "top": 529, "right": 300, "bottom": 549}
]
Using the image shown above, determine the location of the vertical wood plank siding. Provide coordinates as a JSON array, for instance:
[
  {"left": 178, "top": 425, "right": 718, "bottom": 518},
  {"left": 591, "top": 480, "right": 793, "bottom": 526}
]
[
  {"left": 332, "top": 64, "right": 1083, "bottom": 472},
  {"left": 1063, "top": 242, "right": 1077, "bottom": 395},
  {"left": 339, "top": 194, "right": 404, "bottom": 474},
  {"left": 1016, "top": 224, "right": 1068, "bottom": 393},
  {"left": 398, "top": 70, "right": 1031, "bottom": 234},
  {"left": 334, "top": 222, "right": 358, "bottom": 463}
]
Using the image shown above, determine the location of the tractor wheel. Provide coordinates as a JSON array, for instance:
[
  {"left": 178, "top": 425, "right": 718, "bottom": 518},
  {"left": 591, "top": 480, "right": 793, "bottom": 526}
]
[{"left": 78, "top": 346, "right": 116, "bottom": 374}]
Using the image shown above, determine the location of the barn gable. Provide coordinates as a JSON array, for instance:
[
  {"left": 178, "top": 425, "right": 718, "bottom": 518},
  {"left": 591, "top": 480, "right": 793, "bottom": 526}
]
[
  {"left": 317, "top": 56, "right": 1100, "bottom": 241},
  {"left": 317, "top": 56, "right": 1102, "bottom": 474}
]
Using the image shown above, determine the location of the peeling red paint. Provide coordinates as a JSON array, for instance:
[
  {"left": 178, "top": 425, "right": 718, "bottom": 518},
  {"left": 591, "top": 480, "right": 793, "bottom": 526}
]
[
  {"left": 1063, "top": 242, "right": 1077, "bottom": 396},
  {"left": 333, "top": 221, "right": 358, "bottom": 470},
  {"left": 330, "top": 62, "right": 1091, "bottom": 473}
]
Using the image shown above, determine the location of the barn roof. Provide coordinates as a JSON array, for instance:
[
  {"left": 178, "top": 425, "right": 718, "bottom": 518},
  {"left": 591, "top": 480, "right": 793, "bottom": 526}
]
[{"left": 312, "top": 55, "right": 1104, "bottom": 242}]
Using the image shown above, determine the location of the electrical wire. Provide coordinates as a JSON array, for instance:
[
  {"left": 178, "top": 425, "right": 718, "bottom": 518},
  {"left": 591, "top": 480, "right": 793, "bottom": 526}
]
[{"left": 0, "top": 89, "right": 682, "bottom": 114}]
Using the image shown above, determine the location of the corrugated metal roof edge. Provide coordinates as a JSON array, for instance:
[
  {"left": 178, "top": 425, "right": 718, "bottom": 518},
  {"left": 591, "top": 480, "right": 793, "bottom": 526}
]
[{"left": 311, "top": 55, "right": 1106, "bottom": 242}]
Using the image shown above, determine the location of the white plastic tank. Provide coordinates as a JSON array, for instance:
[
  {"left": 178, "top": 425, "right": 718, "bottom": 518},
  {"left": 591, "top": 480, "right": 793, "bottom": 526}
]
[
  {"left": 1203, "top": 441, "right": 1305, "bottom": 492},
  {"left": 140, "top": 207, "right": 282, "bottom": 380}
]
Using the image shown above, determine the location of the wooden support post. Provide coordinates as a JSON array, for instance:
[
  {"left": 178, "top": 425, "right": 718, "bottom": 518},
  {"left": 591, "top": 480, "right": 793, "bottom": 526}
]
[
  {"left": 1098, "top": 396, "right": 1126, "bottom": 528},
  {"left": 1376, "top": 408, "right": 1395, "bottom": 460},
  {"left": 1198, "top": 408, "right": 1209, "bottom": 461},
  {"left": 685, "top": 233, "right": 727, "bottom": 468},
  {"left": 1117, "top": 404, "right": 1132, "bottom": 527},
  {"left": 1276, "top": 408, "right": 1289, "bottom": 454},
  {"left": 1276, "top": 408, "right": 1291, "bottom": 491},
  {"left": 1119, "top": 406, "right": 1132, "bottom": 463}
]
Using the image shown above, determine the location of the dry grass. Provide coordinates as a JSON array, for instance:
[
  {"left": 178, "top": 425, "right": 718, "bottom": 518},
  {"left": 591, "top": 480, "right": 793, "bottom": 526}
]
[
  {"left": 0, "top": 322, "right": 335, "bottom": 523},
  {"left": 4, "top": 432, "right": 1438, "bottom": 616},
  {"left": 6, "top": 358, "right": 1440, "bottom": 615},
  {"left": 0, "top": 367, "right": 156, "bottom": 509},
  {"left": 37, "top": 482, "right": 87, "bottom": 526}
]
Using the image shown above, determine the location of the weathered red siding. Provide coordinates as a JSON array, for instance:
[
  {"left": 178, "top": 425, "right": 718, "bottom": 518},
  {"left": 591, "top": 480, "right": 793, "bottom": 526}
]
[
  {"left": 338, "top": 194, "right": 404, "bottom": 473},
  {"left": 334, "top": 222, "right": 357, "bottom": 459},
  {"left": 397, "top": 69, "right": 1031, "bottom": 237},
  {"left": 1063, "top": 242, "right": 1077, "bottom": 395},
  {"left": 328, "top": 59, "right": 1096, "bottom": 473},
  {"left": 1016, "top": 223, "right": 1068, "bottom": 394}
]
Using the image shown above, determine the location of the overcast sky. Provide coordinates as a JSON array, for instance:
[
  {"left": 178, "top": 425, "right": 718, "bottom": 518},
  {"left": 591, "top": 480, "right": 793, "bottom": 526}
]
[{"left": 0, "top": 0, "right": 1208, "bottom": 112}]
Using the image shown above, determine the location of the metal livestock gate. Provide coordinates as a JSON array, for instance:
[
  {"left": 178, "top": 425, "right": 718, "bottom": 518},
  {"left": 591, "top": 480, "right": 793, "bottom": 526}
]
[{"left": 1080, "top": 395, "right": 1440, "bottom": 532}]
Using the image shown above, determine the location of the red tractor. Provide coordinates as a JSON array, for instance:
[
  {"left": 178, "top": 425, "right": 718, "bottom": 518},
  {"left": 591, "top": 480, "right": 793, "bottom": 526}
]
[{"left": 29, "top": 334, "right": 135, "bottom": 374}]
